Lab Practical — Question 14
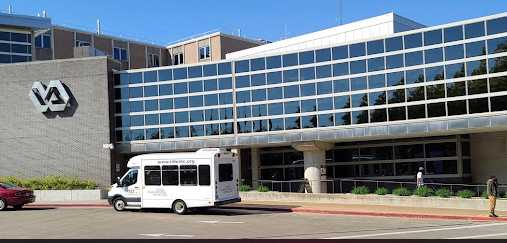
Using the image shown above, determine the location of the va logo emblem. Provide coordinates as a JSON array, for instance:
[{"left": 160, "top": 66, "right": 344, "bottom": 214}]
[{"left": 29, "top": 80, "right": 71, "bottom": 113}]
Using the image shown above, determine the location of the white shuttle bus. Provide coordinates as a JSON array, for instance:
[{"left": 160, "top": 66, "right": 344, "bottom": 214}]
[{"left": 108, "top": 148, "right": 240, "bottom": 214}]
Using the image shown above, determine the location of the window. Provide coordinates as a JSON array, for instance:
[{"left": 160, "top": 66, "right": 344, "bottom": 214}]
[
  {"left": 368, "top": 74, "right": 385, "bottom": 89},
  {"left": 332, "top": 46, "right": 348, "bottom": 60},
  {"left": 448, "top": 100, "right": 467, "bottom": 116},
  {"left": 427, "top": 161, "right": 458, "bottom": 175},
  {"left": 180, "top": 165, "right": 197, "bottom": 186},
  {"left": 335, "top": 112, "right": 351, "bottom": 125},
  {"left": 406, "top": 69, "right": 424, "bottom": 84},
  {"left": 251, "top": 74, "right": 266, "bottom": 86},
  {"left": 253, "top": 120, "right": 268, "bottom": 132},
  {"left": 235, "top": 60, "right": 249, "bottom": 73},
  {"left": 385, "top": 36, "right": 403, "bottom": 52},
  {"left": 334, "top": 79, "right": 350, "bottom": 93},
  {"left": 351, "top": 93, "right": 368, "bottom": 107},
  {"left": 206, "top": 124, "right": 220, "bottom": 135},
  {"left": 300, "top": 67, "right": 315, "bottom": 80},
  {"left": 316, "top": 65, "right": 332, "bottom": 79},
  {"left": 407, "top": 87, "right": 425, "bottom": 102},
  {"left": 266, "top": 55, "right": 282, "bottom": 69},
  {"left": 490, "top": 76, "right": 507, "bottom": 92},
  {"left": 218, "top": 62, "right": 232, "bottom": 75},
  {"left": 318, "top": 114, "right": 334, "bottom": 127},
  {"left": 249, "top": 58, "right": 266, "bottom": 71},
  {"left": 491, "top": 95, "right": 507, "bottom": 112},
  {"left": 252, "top": 89, "right": 267, "bottom": 101},
  {"left": 162, "top": 166, "right": 178, "bottom": 186},
  {"left": 487, "top": 37, "right": 507, "bottom": 54},
  {"left": 267, "top": 72, "right": 282, "bottom": 84},
  {"left": 387, "top": 72, "right": 404, "bottom": 87},
  {"left": 283, "top": 69, "right": 299, "bottom": 82},
  {"left": 425, "top": 66, "right": 445, "bottom": 81},
  {"left": 149, "top": 54, "right": 160, "bottom": 67},
  {"left": 445, "top": 44, "right": 464, "bottom": 61},
  {"left": 204, "top": 79, "right": 218, "bottom": 91},
  {"left": 299, "top": 51, "right": 315, "bottom": 64},
  {"left": 283, "top": 53, "right": 298, "bottom": 67},
  {"left": 444, "top": 26, "right": 463, "bottom": 43},
  {"left": 284, "top": 101, "right": 300, "bottom": 114},
  {"left": 219, "top": 78, "right": 233, "bottom": 90},
  {"left": 238, "top": 121, "right": 252, "bottom": 133},
  {"left": 173, "top": 52, "right": 184, "bottom": 65},
  {"left": 368, "top": 57, "right": 385, "bottom": 72},
  {"left": 191, "top": 125, "right": 204, "bottom": 137},
  {"left": 405, "top": 51, "right": 423, "bottom": 66},
  {"left": 335, "top": 95, "right": 350, "bottom": 109},
  {"left": 318, "top": 97, "right": 333, "bottom": 111},
  {"left": 468, "top": 79, "right": 488, "bottom": 95},
  {"left": 188, "top": 66, "right": 202, "bottom": 79},
  {"left": 469, "top": 98, "right": 489, "bottom": 114},
  {"left": 113, "top": 47, "right": 128, "bottom": 61},
  {"left": 386, "top": 54, "right": 403, "bottom": 69},
  {"left": 489, "top": 56, "right": 507, "bottom": 73},
  {"left": 369, "top": 91, "right": 386, "bottom": 106},
  {"left": 75, "top": 40, "right": 90, "bottom": 47},
  {"left": 425, "top": 48, "right": 443, "bottom": 64},
  {"left": 408, "top": 104, "right": 426, "bottom": 119},
  {"left": 145, "top": 114, "right": 160, "bottom": 125},
  {"left": 351, "top": 77, "right": 367, "bottom": 91},
  {"left": 446, "top": 82, "right": 466, "bottom": 97},
  {"left": 466, "top": 41, "right": 486, "bottom": 57},
  {"left": 350, "top": 60, "right": 366, "bottom": 74},
  {"left": 466, "top": 60, "right": 487, "bottom": 76},
  {"left": 428, "top": 102, "right": 446, "bottom": 117},
  {"left": 424, "top": 29, "right": 442, "bottom": 46},
  {"left": 268, "top": 87, "right": 283, "bottom": 100},
  {"left": 487, "top": 17, "right": 507, "bottom": 35},
  {"left": 159, "top": 70, "right": 173, "bottom": 81},
  {"left": 389, "top": 106, "right": 406, "bottom": 121},
  {"left": 199, "top": 45, "right": 211, "bottom": 60},
  {"left": 317, "top": 81, "right": 333, "bottom": 95},
  {"left": 198, "top": 165, "right": 211, "bottom": 186},
  {"left": 465, "top": 22, "right": 485, "bottom": 39},
  {"left": 349, "top": 43, "right": 366, "bottom": 57},
  {"left": 121, "top": 170, "right": 138, "bottom": 187},
  {"left": 35, "top": 32, "right": 51, "bottom": 48},
  {"left": 144, "top": 166, "right": 161, "bottom": 186},
  {"left": 426, "top": 84, "right": 445, "bottom": 99},
  {"left": 445, "top": 63, "right": 465, "bottom": 79},
  {"left": 301, "top": 83, "right": 316, "bottom": 97},
  {"left": 218, "top": 164, "right": 233, "bottom": 182},
  {"left": 404, "top": 33, "right": 423, "bottom": 49},
  {"left": 203, "top": 64, "right": 217, "bottom": 76},
  {"left": 387, "top": 89, "right": 405, "bottom": 104},
  {"left": 236, "top": 75, "right": 250, "bottom": 88},
  {"left": 269, "top": 118, "right": 284, "bottom": 131},
  {"left": 367, "top": 40, "right": 384, "bottom": 55},
  {"left": 302, "top": 115, "right": 318, "bottom": 128},
  {"left": 352, "top": 110, "right": 368, "bottom": 124},
  {"left": 316, "top": 48, "right": 331, "bottom": 62},
  {"left": 285, "top": 117, "right": 300, "bottom": 130},
  {"left": 333, "top": 63, "right": 349, "bottom": 76},
  {"left": 301, "top": 100, "right": 317, "bottom": 112},
  {"left": 284, "top": 85, "right": 300, "bottom": 98},
  {"left": 268, "top": 103, "right": 284, "bottom": 116},
  {"left": 190, "top": 110, "right": 204, "bottom": 122}
]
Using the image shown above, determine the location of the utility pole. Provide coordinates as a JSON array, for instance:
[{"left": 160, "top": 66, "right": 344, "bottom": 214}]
[{"left": 338, "top": 0, "right": 343, "bottom": 25}]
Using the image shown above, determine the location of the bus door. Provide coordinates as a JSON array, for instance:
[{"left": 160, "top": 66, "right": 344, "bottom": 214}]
[{"left": 215, "top": 162, "right": 238, "bottom": 201}]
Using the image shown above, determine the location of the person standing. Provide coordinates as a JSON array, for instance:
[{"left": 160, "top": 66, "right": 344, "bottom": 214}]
[
  {"left": 487, "top": 176, "right": 499, "bottom": 217},
  {"left": 416, "top": 167, "right": 424, "bottom": 188}
]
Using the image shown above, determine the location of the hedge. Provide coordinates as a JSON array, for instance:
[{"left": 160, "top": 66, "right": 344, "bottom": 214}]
[{"left": 0, "top": 176, "right": 97, "bottom": 190}]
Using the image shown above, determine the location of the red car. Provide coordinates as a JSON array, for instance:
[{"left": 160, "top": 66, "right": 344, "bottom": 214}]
[{"left": 0, "top": 183, "right": 35, "bottom": 211}]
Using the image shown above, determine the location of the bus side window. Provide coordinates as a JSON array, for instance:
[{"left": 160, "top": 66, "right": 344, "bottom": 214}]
[
  {"left": 198, "top": 165, "right": 211, "bottom": 186},
  {"left": 180, "top": 165, "right": 197, "bottom": 186},
  {"left": 162, "top": 165, "right": 179, "bottom": 186},
  {"left": 219, "top": 164, "right": 233, "bottom": 182},
  {"left": 144, "top": 166, "right": 161, "bottom": 186}
]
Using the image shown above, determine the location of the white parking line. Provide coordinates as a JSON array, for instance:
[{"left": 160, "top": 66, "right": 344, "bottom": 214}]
[
  {"left": 199, "top": 220, "right": 244, "bottom": 224},
  {"left": 323, "top": 222, "right": 507, "bottom": 239},
  {"left": 450, "top": 232, "right": 507, "bottom": 239},
  {"left": 139, "top": 233, "right": 194, "bottom": 238}
]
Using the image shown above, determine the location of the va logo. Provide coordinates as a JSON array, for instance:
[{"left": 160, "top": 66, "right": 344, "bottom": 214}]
[{"left": 29, "top": 80, "right": 71, "bottom": 113}]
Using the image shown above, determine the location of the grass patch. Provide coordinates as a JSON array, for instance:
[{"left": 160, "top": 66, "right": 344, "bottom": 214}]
[
  {"left": 239, "top": 184, "right": 252, "bottom": 192},
  {"left": 351, "top": 186, "right": 370, "bottom": 195},
  {"left": 457, "top": 190, "right": 476, "bottom": 199},
  {"left": 374, "top": 187, "right": 389, "bottom": 195},
  {"left": 0, "top": 176, "right": 97, "bottom": 190},
  {"left": 256, "top": 185, "right": 270, "bottom": 192},
  {"left": 392, "top": 187, "right": 412, "bottom": 196},
  {"left": 414, "top": 186, "right": 434, "bottom": 197},
  {"left": 434, "top": 188, "right": 452, "bottom": 198}
]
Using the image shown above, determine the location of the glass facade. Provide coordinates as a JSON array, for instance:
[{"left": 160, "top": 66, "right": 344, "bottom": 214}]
[
  {"left": 0, "top": 30, "right": 32, "bottom": 63},
  {"left": 114, "top": 15, "right": 507, "bottom": 143}
]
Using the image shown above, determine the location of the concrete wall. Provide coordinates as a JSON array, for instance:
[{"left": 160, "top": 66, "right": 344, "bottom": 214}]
[
  {"left": 471, "top": 132, "right": 507, "bottom": 184},
  {"left": 0, "top": 57, "right": 114, "bottom": 186}
]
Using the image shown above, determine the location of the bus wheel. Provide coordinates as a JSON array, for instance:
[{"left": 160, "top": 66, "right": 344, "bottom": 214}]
[
  {"left": 113, "top": 198, "right": 127, "bottom": 212},
  {"left": 173, "top": 200, "right": 187, "bottom": 215}
]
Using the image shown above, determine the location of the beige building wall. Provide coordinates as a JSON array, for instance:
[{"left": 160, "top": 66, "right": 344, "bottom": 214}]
[
  {"left": 129, "top": 43, "right": 147, "bottom": 69},
  {"left": 184, "top": 41, "right": 198, "bottom": 64},
  {"left": 210, "top": 36, "right": 222, "bottom": 61},
  {"left": 470, "top": 131, "right": 507, "bottom": 184},
  {"left": 220, "top": 35, "right": 261, "bottom": 59}
]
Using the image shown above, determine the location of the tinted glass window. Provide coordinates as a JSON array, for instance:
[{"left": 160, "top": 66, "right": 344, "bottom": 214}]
[
  {"left": 368, "top": 74, "right": 385, "bottom": 89},
  {"left": 144, "top": 85, "right": 158, "bottom": 97},
  {"left": 334, "top": 95, "right": 350, "bottom": 109},
  {"left": 189, "top": 81, "right": 203, "bottom": 93},
  {"left": 267, "top": 72, "right": 282, "bottom": 84},
  {"left": 175, "top": 111, "right": 189, "bottom": 123},
  {"left": 283, "top": 53, "right": 299, "bottom": 67},
  {"left": 407, "top": 87, "right": 425, "bottom": 102},
  {"left": 285, "top": 117, "right": 301, "bottom": 130},
  {"left": 302, "top": 115, "right": 318, "bottom": 128},
  {"left": 174, "top": 97, "right": 189, "bottom": 109},
  {"left": 335, "top": 112, "right": 351, "bottom": 125},
  {"left": 352, "top": 110, "right": 369, "bottom": 124},
  {"left": 145, "top": 114, "right": 159, "bottom": 125},
  {"left": 236, "top": 75, "right": 250, "bottom": 88},
  {"left": 205, "top": 109, "right": 219, "bottom": 121},
  {"left": 188, "top": 66, "right": 202, "bottom": 78},
  {"left": 447, "top": 81, "right": 466, "bottom": 97},
  {"left": 236, "top": 91, "right": 251, "bottom": 103},
  {"left": 218, "top": 62, "right": 232, "bottom": 75},
  {"left": 387, "top": 89, "right": 405, "bottom": 104},
  {"left": 174, "top": 82, "right": 188, "bottom": 94},
  {"left": 316, "top": 48, "right": 332, "bottom": 62},
  {"left": 317, "top": 81, "right": 333, "bottom": 95},
  {"left": 318, "top": 97, "right": 333, "bottom": 111},
  {"left": 444, "top": 26, "right": 463, "bottom": 42},
  {"left": 406, "top": 69, "right": 425, "bottom": 84},
  {"left": 180, "top": 165, "right": 197, "bottom": 185},
  {"left": 424, "top": 29, "right": 442, "bottom": 46},
  {"left": 333, "top": 63, "right": 349, "bottom": 76},
  {"left": 252, "top": 89, "right": 267, "bottom": 102},
  {"left": 468, "top": 79, "right": 488, "bottom": 95},
  {"left": 466, "top": 60, "right": 487, "bottom": 76},
  {"left": 159, "top": 70, "right": 172, "bottom": 81},
  {"left": 203, "top": 64, "right": 217, "bottom": 77},
  {"left": 300, "top": 67, "right": 316, "bottom": 81},
  {"left": 316, "top": 65, "right": 332, "bottom": 79},
  {"left": 491, "top": 95, "right": 507, "bottom": 112},
  {"left": 367, "top": 40, "right": 384, "bottom": 55},
  {"left": 162, "top": 166, "right": 178, "bottom": 186},
  {"left": 469, "top": 98, "right": 489, "bottom": 114},
  {"left": 465, "top": 21, "right": 485, "bottom": 39},
  {"left": 487, "top": 36, "right": 507, "bottom": 54},
  {"left": 351, "top": 93, "right": 368, "bottom": 107},
  {"left": 425, "top": 48, "right": 443, "bottom": 64},
  {"left": 268, "top": 103, "right": 284, "bottom": 116},
  {"left": 405, "top": 51, "right": 423, "bottom": 66},
  {"left": 251, "top": 58, "right": 266, "bottom": 71},
  {"left": 252, "top": 104, "right": 267, "bottom": 117},
  {"left": 198, "top": 165, "right": 211, "bottom": 186},
  {"left": 426, "top": 84, "right": 445, "bottom": 99},
  {"left": 235, "top": 60, "right": 250, "bottom": 73},
  {"left": 269, "top": 118, "right": 284, "bottom": 131},
  {"left": 173, "top": 68, "right": 187, "bottom": 80},
  {"left": 389, "top": 106, "right": 406, "bottom": 121},
  {"left": 334, "top": 79, "right": 350, "bottom": 93},
  {"left": 251, "top": 74, "right": 266, "bottom": 86},
  {"left": 268, "top": 87, "right": 283, "bottom": 100},
  {"left": 368, "top": 57, "right": 385, "bottom": 72},
  {"left": 204, "top": 94, "right": 218, "bottom": 106},
  {"left": 332, "top": 46, "right": 348, "bottom": 60},
  {"left": 144, "top": 166, "right": 161, "bottom": 186},
  {"left": 349, "top": 43, "right": 366, "bottom": 57},
  {"left": 238, "top": 121, "right": 252, "bottom": 133},
  {"left": 160, "top": 113, "right": 174, "bottom": 124},
  {"left": 191, "top": 125, "right": 205, "bottom": 137},
  {"left": 407, "top": 105, "right": 426, "bottom": 119},
  {"left": 253, "top": 120, "right": 268, "bottom": 132},
  {"left": 445, "top": 63, "right": 465, "bottom": 79},
  {"left": 299, "top": 51, "right": 315, "bottom": 65},
  {"left": 190, "top": 110, "right": 204, "bottom": 122},
  {"left": 445, "top": 44, "right": 464, "bottom": 61},
  {"left": 487, "top": 17, "right": 507, "bottom": 35},
  {"left": 204, "top": 79, "right": 218, "bottom": 91},
  {"left": 369, "top": 91, "right": 386, "bottom": 106},
  {"left": 144, "top": 71, "right": 158, "bottom": 82},
  {"left": 370, "top": 109, "right": 387, "bottom": 123},
  {"left": 490, "top": 76, "right": 507, "bottom": 92},
  {"left": 284, "top": 85, "right": 300, "bottom": 98},
  {"left": 386, "top": 54, "right": 403, "bottom": 69},
  {"left": 129, "top": 87, "right": 143, "bottom": 98},
  {"left": 425, "top": 66, "right": 445, "bottom": 81},
  {"left": 266, "top": 56, "right": 282, "bottom": 69},
  {"left": 385, "top": 36, "right": 403, "bottom": 52},
  {"left": 300, "top": 83, "right": 316, "bottom": 97},
  {"left": 283, "top": 69, "right": 299, "bottom": 82},
  {"left": 404, "top": 33, "right": 423, "bottom": 49},
  {"left": 205, "top": 124, "right": 220, "bottom": 136},
  {"left": 301, "top": 99, "right": 317, "bottom": 112},
  {"left": 284, "top": 101, "right": 300, "bottom": 114},
  {"left": 448, "top": 100, "right": 467, "bottom": 116},
  {"left": 466, "top": 41, "right": 486, "bottom": 57},
  {"left": 350, "top": 77, "right": 367, "bottom": 91},
  {"left": 318, "top": 114, "right": 334, "bottom": 127},
  {"left": 219, "top": 78, "right": 233, "bottom": 90},
  {"left": 350, "top": 60, "right": 366, "bottom": 74},
  {"left": 387, "top": 72, "right": 404, "bottom": 87},
  {"left": 489, "top": 57, "right": 507, "bottom": 73},
  {"left": 129, "top": 73, "right": 143, "bottom": 84}
]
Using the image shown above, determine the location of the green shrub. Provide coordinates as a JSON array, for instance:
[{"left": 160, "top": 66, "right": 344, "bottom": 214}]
[
  {"left": 257, "top": 185, "right": 270, "bottom": 192},
  {"left": 414, "top": 186, "right": 434, "bottom": 197},
  {"left": 375, "top": 187, "right": 389, "bottom": 195},
  {"left": 481, "top": 191, "right": 490, "bottom": 199},
  {"left": 392, "top": 187, "right": 412, "bottom": 196},
  {"left": 457, "top": 190, "right": 476, "bottom": 199},
  {"left": 239, "top": 184, "right": 252, "bottom": 192},
  {"left": 351, "top": 186, "right": 370, "bottom": 195},
  {"left": 435, "top": 188, "right": 452, "bottom": 198},
  {"left": 0, "top": 176, "right": 97, "bottom": 190}
]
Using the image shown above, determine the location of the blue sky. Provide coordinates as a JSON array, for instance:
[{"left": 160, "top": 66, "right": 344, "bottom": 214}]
[{"left": 1, "top": 0, "right": 506, "bottom": 45}]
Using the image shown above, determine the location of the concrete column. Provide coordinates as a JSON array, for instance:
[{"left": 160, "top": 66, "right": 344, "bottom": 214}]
[
  {"left": 251, "top": 148, "right": 260, "bottom": 189},
  {"left": 293, "top": 142, "right": 333, "bottom": 194}
]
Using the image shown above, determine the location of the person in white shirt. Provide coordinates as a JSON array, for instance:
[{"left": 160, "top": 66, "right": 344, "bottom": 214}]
[{"left": 416, "top": 167, "right": 424, "bottom": 188}]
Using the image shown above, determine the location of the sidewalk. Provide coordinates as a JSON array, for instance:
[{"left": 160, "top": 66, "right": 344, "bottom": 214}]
[{"left": 28, "top": 199, "right": 507, "bottom": 222}]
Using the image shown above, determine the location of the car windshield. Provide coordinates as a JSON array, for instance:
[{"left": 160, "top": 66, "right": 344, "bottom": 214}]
[{"left": 0, "top": 183, "right": 17, "bottom": 189}]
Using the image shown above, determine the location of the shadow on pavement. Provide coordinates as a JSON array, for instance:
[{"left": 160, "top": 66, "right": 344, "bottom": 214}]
[
  {"left": 135, "top": 206, "right": 294, "bottom": 216},
  {"left": 5, "top": 207, "right": 56, "bottom": 211}
]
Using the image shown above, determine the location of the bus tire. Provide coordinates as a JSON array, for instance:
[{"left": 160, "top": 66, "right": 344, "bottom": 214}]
[
  {"left": 113, "top": 197, "right": 127, "bottom": 212},
  {"left": 172, "top": 200, "right": 187, "bottom": 215}
]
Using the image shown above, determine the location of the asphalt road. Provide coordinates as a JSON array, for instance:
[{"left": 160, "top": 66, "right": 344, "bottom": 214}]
[{"left": 1, "top": 207, "right": 507, "bottom": 239}]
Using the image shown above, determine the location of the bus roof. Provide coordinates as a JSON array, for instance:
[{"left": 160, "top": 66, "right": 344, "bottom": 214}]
[{"left": 126, "top": 149, "right": 231, "bottom": 168}]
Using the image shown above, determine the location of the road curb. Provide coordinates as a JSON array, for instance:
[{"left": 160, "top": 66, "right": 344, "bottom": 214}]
[{"left": 27, "top": 203, "right": 507, "bottom": 222}]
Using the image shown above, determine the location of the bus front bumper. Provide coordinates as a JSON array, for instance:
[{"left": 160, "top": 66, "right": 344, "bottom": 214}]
[{"left": 214, "top": 197, "right": 241, "bottom": 206}]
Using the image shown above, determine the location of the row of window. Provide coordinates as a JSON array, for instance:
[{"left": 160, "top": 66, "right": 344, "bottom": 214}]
[
  {"left": 0, "top": 31, "right": 32, "bottom": 43},
  {"left": 115, "top": 62, "right": 232, "bottom": 85},
  {"left": 115, "top": 78, "right": 233, "bottom": 100},
  {"left": 115, "top": 75, "right": 507, "bottom": 121},
  {"left": 116, "top": 108, "right": 234, "bottom": 128},
  {"left": 234, "top": 17, "right": 507, "bottom": 73},
  {"left": 0, "top": 43, "right": 32, "bottom": 54},
  {"left": 144, "top": 164, "right": 232, "bottom": 186},
  {"left": 116, "top": 95, "right": 507, "bottom": 141},
  {"left": 0, "top": 54, "right": 32, "bottom": 64}
]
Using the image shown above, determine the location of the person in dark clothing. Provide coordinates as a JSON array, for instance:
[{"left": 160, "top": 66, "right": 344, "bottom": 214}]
[{"left": 487, "top": 176, "right": 499, "bottom": 217}]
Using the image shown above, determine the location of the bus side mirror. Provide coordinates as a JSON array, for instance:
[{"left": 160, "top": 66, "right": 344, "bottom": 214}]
[{"left": 116, "top": 177, "right": 121, "bottom": 186}]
